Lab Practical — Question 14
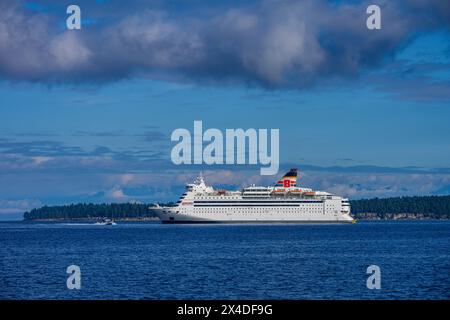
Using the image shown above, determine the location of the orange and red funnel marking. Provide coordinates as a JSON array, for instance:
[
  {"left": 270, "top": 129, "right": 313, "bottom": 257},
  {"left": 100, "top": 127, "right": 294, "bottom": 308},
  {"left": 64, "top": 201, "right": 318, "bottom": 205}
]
[{"left": 275, "top": 168, "right": 298, "bottom": 188}]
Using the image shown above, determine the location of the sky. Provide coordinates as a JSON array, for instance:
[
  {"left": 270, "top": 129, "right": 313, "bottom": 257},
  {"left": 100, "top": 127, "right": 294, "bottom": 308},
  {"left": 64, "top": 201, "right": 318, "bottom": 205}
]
[{"left": 0, "top": 0, "right": 450, "bottom": 219}]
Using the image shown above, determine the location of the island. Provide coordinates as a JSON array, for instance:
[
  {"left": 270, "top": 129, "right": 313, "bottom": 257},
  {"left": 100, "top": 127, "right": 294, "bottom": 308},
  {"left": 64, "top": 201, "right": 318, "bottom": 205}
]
[{"left": 22, "top": 195, "right": 450, "bottom": 221}]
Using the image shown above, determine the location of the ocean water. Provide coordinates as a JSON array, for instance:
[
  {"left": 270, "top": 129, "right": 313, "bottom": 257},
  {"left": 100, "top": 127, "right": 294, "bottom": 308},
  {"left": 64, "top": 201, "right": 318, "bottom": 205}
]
[{"left": 0, "top": 221, "right": 449, "bottom": 300}]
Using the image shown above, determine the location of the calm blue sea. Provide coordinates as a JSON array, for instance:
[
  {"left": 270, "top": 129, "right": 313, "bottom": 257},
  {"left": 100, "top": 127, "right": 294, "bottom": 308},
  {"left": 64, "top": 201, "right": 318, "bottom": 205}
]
[{"left": 0, "top": 221, "right": 449, "bottom": 300}]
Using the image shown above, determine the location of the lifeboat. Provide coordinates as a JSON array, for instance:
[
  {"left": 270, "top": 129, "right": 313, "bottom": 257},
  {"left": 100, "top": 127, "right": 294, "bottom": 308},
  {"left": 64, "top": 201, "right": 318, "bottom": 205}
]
[
  {"left": 303, "top": 191, "right": 316, "bottom": 196},
  {"left": 217, "top": 189, "right": 227, "bottom": 195}
]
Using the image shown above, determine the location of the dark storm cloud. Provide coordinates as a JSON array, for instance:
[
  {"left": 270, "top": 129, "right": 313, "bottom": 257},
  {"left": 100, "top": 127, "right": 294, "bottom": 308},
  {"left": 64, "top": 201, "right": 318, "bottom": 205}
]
[{"left": 0, "top": 0, "right": 449, "bottom": 87}]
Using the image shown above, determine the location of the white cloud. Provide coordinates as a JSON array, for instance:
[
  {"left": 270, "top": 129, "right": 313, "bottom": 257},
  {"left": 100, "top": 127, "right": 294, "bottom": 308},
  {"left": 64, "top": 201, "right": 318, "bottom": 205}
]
[
  {"left": 0, "top": 199, "right": 42, "bottom": 214},
  {"left": 31, "top": 156, "right": 53, "bottom": 165}
]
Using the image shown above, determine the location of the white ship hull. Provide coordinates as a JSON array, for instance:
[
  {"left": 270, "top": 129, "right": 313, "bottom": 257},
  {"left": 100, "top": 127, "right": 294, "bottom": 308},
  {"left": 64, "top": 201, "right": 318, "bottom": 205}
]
[{"left": 152, "top": 205, "right": 354, "bottom": 224}]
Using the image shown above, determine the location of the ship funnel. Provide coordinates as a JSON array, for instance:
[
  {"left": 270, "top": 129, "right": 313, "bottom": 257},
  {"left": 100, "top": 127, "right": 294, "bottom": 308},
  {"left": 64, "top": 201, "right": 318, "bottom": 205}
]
[{"left": 274, "top": 168, "right": 298, "bottom": 188}]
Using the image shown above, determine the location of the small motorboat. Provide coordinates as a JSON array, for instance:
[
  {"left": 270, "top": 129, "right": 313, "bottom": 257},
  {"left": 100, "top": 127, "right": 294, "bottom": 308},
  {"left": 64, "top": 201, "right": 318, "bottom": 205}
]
[{"left": 94, "top": 217, "right": 117, "bottom": 225}]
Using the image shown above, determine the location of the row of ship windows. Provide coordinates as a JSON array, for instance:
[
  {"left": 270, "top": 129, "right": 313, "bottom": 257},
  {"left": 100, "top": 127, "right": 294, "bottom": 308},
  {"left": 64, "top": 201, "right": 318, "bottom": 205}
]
[
  {"left": 192, "top": 201, "right": 326, "bottom": 204},
  {"left": 192, "top": 205, "right": 324, "bottom": 208},
  {"left": 191, "top": 208, "right": 327, "bottom": 213},
  {"left": 194, "top": 197, "right": 240, "bottom": 199},
  {"left": 191, "top": 199, "right": 342, "bottom": 203},
  {"left": 184, "top": 205, "right": 341, "bottom": 210}
]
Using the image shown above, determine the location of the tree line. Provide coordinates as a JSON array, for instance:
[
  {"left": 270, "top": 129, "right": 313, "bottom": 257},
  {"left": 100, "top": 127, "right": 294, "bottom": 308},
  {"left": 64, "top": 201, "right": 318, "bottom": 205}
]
[
  {"left": 22, "top": 195, "right": 450, "bottom": 220},
  {"left": 23, "top": 202, "right": 174, "bottom": 220},
  {"left": 350, "top": 195, "right": 450, "bottom": 219}
]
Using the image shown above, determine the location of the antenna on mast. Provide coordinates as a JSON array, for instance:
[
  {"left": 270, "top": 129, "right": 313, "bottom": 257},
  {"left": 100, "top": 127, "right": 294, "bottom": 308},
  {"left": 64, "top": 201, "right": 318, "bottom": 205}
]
[{"left": 194, "top": 171, "right": 205, "bottom": 185}]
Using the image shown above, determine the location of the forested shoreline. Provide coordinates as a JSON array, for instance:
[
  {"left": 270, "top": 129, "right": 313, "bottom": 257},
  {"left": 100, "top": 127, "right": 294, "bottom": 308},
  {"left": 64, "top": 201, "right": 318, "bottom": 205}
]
[
  {"left": 23, "top": 203, "right": 173, "bottom": 221},
  {"left": 350, "top": 195, "right": 450, "bottom": 220},
  {"left": 23, "top": 195, "right": 450, "bottom": 221}
]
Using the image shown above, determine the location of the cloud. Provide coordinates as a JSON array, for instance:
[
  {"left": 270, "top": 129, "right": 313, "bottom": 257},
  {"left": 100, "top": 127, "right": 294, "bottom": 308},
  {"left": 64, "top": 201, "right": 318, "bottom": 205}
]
[
  {"left": 0, "top": 0, "right": 449, "bottom": 88},
  {"left": 31, "top": 156, "right": 53, "bottom": 165},
  {"left": 134, "top": 130, "right": 168, "bottom": 143},
  {"left": 0, "top": 139, "right": 83, "bottom": 157},
  {"left": 0, "top": 1, "right": 91, "bottom": 81},
  {"left": 70, "top": 129, "right": 168, "bottom": 143},
  {"left": 72, "top": 130, "right": 127, "bottom": 137},
  {"left": 0, "top": 199, "right": 41, "bottom": 215},
  {"left": 8, "top": 131, "right": 60, "bottom": 137},
  {"left": 106, "top": 187, "right": 134, "bottom": 202},
  {"left": 299, "top": 170, "right": 450, "bottom": 199},
  {"left": 363, "top": 60, "right": 450, "bottom": 101}
]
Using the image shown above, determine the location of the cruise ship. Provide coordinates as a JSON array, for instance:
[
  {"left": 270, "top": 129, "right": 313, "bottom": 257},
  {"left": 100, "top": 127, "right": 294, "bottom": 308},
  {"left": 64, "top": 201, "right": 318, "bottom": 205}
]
[{"left": 152, "top": 168, "right": 354, "bottom": 223}]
